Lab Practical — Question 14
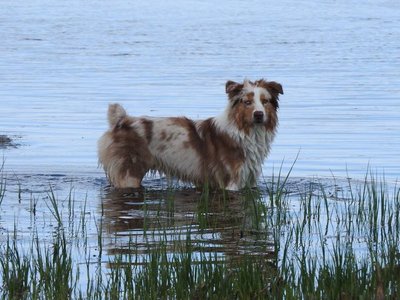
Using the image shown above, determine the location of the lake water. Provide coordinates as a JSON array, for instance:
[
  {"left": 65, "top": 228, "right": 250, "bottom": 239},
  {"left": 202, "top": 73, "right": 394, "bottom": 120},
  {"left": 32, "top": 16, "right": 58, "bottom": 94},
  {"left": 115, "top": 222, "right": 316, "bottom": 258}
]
[
  {"left": 1, "top": 0, "right": 399, "bottom": 181},
  {"left": 0, "top": 1, "right": 400, "bottom": 294}
]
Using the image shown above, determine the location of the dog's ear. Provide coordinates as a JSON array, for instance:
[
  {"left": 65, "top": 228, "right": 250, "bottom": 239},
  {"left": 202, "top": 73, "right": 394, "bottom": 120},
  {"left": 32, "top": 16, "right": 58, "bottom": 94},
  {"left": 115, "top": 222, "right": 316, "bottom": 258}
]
[
  {"left": 256, "top": 79, "right": 283, "bottom": 97},
  {"left": 267, "top": 81, "right": 284, "bottom": 96},
  {"left": 225, "top": 80, "right": 244, "bottom": 98}
]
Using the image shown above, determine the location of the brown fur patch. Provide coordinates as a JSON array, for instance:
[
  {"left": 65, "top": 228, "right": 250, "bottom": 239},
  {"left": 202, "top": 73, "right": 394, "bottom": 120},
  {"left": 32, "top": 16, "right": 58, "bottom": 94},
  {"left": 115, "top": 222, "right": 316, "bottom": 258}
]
[
  {"left": 228, "top": 102, "right": 254, "bottom": 134},
  {"left": 166, "top": 134, "right": 174, "bottom": 142},
  {"left": 169, "top": 117, "right": 193, "bottom": 129},
  {"left": 265, "top": 106, "right": 278, "bottom": 132},
  {"left": 198, "top": 119, "right": 245, "bottom": 187},
  {"left": 170, "top": 117, "right": 205, "bottom": 156},
  {"left": 141, "top": 119, "right": 153, "bottom": 144},
  {"left": 160, "top": 130, "right": 167, "bottom": 141},
  {"left": 246, "top": 92, "right": 255, "bottom": 101},
  {"left": 111, "top": 126, "right": 153, "bottom": 183}
]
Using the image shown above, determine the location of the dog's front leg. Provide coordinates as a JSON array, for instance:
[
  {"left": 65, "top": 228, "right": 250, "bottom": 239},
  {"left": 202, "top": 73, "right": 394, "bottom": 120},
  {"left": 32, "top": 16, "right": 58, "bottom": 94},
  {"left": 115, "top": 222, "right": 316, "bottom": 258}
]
[{"left": 225, "top": 182, "right": 240, "bottom": 192}]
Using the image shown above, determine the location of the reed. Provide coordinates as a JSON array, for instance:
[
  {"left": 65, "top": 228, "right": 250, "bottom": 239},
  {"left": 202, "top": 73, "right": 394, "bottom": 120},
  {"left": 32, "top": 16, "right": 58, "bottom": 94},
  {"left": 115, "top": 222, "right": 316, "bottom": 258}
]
[{"left": 0, "top": 162, "right": 5, "bottom": 206}]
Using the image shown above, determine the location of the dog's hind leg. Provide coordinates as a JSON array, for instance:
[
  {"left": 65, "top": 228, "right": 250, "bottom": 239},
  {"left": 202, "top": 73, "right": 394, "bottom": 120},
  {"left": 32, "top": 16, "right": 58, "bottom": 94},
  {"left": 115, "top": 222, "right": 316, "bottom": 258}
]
[
  {"left": 98, "top": 130, "right": 152, "bottom": 189},
  {"left": 108, "top": 152, "right": 152, "bottom": 189}
]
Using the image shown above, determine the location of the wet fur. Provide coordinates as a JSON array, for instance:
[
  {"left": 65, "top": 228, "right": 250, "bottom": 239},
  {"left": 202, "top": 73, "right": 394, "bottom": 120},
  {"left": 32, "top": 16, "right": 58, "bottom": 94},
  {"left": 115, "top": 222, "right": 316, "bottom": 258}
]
[{"left": 98, "top": 79, "right": 283, "bottom": 190}]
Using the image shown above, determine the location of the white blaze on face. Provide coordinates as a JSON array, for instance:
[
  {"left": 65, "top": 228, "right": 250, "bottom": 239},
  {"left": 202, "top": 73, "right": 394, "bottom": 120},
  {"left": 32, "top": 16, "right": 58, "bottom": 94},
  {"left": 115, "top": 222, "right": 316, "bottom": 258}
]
[
  {"left": 253, "top": 87, "right": 266, "bottom": 112},
  {"left": 252, "top": 86, "right": 272, "bottom": 123}
]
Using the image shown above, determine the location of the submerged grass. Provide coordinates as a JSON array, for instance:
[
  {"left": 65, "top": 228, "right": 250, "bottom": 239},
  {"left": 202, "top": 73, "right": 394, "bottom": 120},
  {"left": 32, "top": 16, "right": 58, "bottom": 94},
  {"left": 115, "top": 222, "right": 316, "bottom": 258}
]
[{"left": 0, "top": 166, "right": 399, "bottom": 299}]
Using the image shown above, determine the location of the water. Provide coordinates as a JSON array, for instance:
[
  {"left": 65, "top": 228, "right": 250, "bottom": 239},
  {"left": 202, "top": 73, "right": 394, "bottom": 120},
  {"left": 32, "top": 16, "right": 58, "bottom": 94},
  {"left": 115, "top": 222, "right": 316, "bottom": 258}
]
[
  {"left": 0, "top": 0, "right": 400, "bottom": 294},
  {"left": 1, "top": 0, "right": 399, "bottom": 180}
]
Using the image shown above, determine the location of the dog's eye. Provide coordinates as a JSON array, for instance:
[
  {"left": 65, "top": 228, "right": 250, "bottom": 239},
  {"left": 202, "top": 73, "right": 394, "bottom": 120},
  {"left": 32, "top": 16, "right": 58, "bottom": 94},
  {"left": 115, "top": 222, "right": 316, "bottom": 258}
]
[
  {"left": 262, "top": 99, "right": 269, "bottom": 105},
  {"left": 244, "top": 100, "right": 252, "bottom": 106}
]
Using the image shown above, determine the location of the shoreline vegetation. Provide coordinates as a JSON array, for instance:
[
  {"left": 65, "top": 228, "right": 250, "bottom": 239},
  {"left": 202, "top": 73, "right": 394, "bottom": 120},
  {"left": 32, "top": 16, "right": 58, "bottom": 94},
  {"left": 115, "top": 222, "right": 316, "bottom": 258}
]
[
  {"left": 0, "top": 162, "right": 399, "bottom": 299},
  {"left": 0, "top": 135, "right": 17, "bottom": 149},
  {"left": 0, "top": 135, "right": 12, "bottom": 146}
]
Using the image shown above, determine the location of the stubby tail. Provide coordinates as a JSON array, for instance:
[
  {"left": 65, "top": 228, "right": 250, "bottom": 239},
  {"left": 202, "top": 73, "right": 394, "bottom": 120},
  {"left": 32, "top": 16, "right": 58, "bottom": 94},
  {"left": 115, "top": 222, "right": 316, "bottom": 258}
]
[{"left": 107, "top": 103, "right": 127, "bottom": 128}]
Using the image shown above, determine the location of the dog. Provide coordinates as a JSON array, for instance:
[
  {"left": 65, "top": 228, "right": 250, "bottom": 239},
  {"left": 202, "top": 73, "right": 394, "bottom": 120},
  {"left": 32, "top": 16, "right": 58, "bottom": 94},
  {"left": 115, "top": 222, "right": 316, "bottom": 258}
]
[{"left": 98, "top": 79, "right": 283, "bottom": 190}]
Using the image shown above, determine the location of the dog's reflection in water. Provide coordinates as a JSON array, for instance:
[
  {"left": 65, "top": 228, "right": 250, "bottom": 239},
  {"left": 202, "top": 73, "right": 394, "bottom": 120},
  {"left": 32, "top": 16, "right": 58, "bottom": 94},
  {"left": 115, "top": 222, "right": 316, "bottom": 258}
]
[{"left": 101, "top": 186, "right": 276, "bottom": 258}]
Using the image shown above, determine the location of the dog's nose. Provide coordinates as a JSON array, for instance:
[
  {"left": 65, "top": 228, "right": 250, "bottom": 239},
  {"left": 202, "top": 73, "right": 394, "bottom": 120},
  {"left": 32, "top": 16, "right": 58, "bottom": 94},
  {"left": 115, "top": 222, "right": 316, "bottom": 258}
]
[{"left": 253, "top": 111, "right": 264, "bottom": 122}]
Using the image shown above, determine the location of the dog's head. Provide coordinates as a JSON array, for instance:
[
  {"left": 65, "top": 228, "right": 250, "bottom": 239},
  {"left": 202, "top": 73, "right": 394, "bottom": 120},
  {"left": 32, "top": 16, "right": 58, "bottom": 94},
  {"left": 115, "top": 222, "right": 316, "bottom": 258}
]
[{"left": 225, "top": 79, "right": 283, "bottom": 133}]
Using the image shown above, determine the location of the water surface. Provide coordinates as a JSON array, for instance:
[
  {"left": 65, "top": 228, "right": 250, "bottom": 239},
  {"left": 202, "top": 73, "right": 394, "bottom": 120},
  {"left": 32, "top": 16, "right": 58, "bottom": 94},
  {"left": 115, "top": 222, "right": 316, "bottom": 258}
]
[{"left": 1, "top": 0, "right": 399, "bottom": 180}]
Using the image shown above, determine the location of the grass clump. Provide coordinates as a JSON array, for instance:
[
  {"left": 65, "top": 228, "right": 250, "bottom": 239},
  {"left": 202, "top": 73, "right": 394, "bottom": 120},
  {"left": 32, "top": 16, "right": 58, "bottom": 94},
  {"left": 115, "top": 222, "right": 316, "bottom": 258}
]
[
  {"left": 0, "top": 238, "right": 31, "bottom": 299},
  {"left": 273, "top": 172, "right": 400, "bottom": 299}
]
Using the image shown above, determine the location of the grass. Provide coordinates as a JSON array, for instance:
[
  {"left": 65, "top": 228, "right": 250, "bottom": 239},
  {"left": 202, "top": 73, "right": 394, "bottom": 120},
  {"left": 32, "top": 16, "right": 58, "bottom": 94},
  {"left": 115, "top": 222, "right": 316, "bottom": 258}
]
[
  {"left": 0, "top": 161, "right": 5, "bottom": 206},
  {"left": 0, "top": 164, "right": 400, "bottom": 299}
]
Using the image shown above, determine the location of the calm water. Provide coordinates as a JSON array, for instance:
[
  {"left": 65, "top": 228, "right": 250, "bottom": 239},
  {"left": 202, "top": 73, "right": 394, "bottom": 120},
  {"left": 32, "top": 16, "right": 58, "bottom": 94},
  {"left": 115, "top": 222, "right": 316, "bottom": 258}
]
[
  {"left": 0, "top": 0, "right": 400, "bottom": 293},
  {"left": 1, "top": 0, "right": 399, "bottom": 180}
]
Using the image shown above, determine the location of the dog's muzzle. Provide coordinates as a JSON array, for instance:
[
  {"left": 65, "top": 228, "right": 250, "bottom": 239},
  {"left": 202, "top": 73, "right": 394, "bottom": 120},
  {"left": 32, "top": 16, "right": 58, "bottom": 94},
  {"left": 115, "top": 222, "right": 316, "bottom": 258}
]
[{"left": 253, "top": 111, "right": 264, "bottom": 123}]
